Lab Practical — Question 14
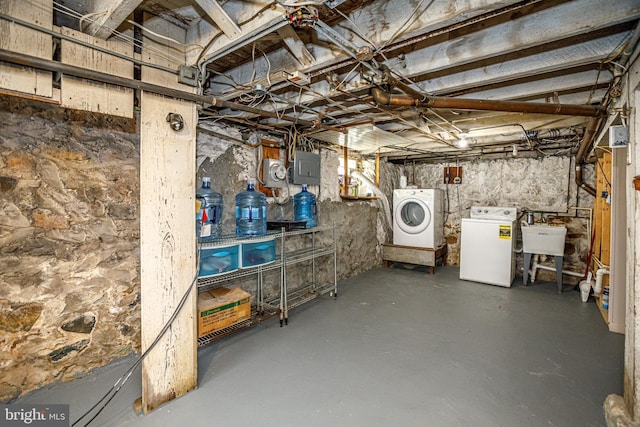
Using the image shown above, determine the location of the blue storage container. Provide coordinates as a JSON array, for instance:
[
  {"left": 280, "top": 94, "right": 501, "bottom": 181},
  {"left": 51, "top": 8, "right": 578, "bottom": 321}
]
[
  {"left": 241, "top": 238, "right": 276, "bottom": 268},
  {"left": 198, "top": 244, "right": 240, "bottom": 278}
]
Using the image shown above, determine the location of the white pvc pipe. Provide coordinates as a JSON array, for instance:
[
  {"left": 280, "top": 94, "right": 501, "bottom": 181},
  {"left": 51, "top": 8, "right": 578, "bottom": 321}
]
[
  {"left": 527, "top": 254, "right": 584, "bottom": 283},
  {"left": 529, "top": 254, "right": 540, "bottom": 283},
  {"left": 594, "top": 268, "right": 610, "bottom": 296},
  {"left": 533, "top": 264, "right": 584, "bottom": 278}
]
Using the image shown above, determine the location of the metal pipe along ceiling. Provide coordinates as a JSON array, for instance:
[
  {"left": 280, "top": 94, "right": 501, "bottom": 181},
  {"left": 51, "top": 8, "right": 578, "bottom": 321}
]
[
  {"left": 371, "top": 87, "right": 602, "bottom": 196},
  {"left": 370, "top": 88, "right": 607, "bottom": 117}
]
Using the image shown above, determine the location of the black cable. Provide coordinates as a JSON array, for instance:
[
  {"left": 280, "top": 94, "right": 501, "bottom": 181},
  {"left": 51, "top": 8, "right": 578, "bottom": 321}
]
[
  {"left": 595, "top": 155, "right": 612, "bottom": 188},
  {"left": 73, "top": 251, "right": 201, "bottom": 426}
]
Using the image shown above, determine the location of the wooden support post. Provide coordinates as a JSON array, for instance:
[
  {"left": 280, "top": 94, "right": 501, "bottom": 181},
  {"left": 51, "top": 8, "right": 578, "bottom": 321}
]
[
  {"left": 140, "top": 15, "right": 197, "bottom": 414},
  {"left": 140, "top": 93, "right": 197, "bottom": 414},
  {"left": 343, "top": 146, "right": 349, "bottom": 198},
  {"left": 375, "top": 151, "right": 380, "bottom": 188}
]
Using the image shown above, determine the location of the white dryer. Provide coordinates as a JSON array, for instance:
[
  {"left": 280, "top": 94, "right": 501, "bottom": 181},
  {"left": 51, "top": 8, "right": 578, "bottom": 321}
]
[{"left": 393, "top": 189, "right": 444, "bottom": 248}]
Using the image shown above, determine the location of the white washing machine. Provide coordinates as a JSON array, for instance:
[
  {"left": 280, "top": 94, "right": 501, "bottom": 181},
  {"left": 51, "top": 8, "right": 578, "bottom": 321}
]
[
  {"left": 459, "top": 206, "right": 518, "bottom": 287},
  {"left": 393, "top": 189, "right": 444, "bottom": 248}
]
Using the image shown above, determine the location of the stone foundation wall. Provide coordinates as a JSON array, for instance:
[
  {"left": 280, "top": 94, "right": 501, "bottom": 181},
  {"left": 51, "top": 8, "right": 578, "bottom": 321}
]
[
  {"left": 0, "top": 97, "right": 140, "bottom": 401},
  {"left": 195, "top": 129, "right": 383, "bottom": 298},
  {"left": 388, "top": 156, "right": 594, "bottom": 284},
  {"left": 1, "top": 104, "right": 384, "bottom": 401}
]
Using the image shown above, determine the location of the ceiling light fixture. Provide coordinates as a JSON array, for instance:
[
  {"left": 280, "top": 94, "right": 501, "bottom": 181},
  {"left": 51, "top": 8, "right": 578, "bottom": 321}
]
[{"left": 457, "top": 132, "right": 469, "bottom": 148}]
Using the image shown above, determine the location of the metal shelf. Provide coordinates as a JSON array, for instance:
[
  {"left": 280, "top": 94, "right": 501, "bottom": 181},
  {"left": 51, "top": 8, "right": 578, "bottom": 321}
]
[
  {"left": 197, "top": 261, "right": 280, "bottom": 291},
  {"left": 286, "top": 283, "right": 336, "bottom": 312},
  {"left": 197, "top": 223, "right": 337, "bottom": 343},
  {"left": 199, "top": 230, "right": 282, "bottom": 249},
  {"left": 284, "top": 246, "right": 334, "bottom": 266}
]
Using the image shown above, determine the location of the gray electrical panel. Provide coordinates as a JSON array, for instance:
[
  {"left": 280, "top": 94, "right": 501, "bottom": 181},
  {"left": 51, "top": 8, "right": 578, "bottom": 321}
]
[{"left": 290, "top": 150, "right": 320, "bottom": 185}]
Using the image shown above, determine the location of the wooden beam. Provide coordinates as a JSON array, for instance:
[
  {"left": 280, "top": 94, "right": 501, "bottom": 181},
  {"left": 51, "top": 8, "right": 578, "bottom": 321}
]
[
  {"left": 194, "top": 0, "right": 241, "bottom": 39},
  {"left": 375, "top": 151, "right": 380, "bottom": 188},
  {"left": 60, "top": 27, "right": 133, "bottom": 118},
  {"left": 0, "top": 0, "right": 52, "bottom": 98},
  {"left": 85, "top": 0, "right": 142, "bottom": 40},
  {"left": 140, "top": 14, "right": 198, "bottom": 414},
  {"left": 342, "top": 146, "right": 349, "bottom": 198},
  {"left": 140, "top": 92, "right": 198, "bottom": 414},
  {"left": 276, "top": 24, "right": 315, "bottom": 68}
]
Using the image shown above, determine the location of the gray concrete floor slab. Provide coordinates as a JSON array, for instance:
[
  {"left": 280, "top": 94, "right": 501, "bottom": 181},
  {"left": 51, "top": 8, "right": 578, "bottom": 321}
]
[{"left": 17, "top": 266, "right": 624, "bottom": 426}]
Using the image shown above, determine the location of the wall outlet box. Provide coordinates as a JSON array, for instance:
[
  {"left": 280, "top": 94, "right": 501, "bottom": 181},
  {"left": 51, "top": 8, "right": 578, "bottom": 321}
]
[
  {"left": 178, "top": 65, "right": 198, "bottom": 87},
  {"left": 609, "top": 125, "right": 628, "bottom": 148}
]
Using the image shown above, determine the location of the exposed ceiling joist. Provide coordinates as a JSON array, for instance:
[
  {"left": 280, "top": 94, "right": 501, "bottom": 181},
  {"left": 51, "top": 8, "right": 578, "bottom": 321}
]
[
  {"left": 84, "top": 0, "right": 143, "bottom": 39},
  {"left": 40, "top": 0, "right": 640, "bottom": 160},
  {"left": 277, "top": 24, "right": 315, "bottom": 68},
  {"left": 193, "top": 0, "right": 241, "bottom": 38}
]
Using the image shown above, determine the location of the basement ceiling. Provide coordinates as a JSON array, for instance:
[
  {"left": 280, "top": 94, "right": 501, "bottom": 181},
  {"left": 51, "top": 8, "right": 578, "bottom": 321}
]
[{"left": 53, "top": 0, "right": 640, "bottom": 161}]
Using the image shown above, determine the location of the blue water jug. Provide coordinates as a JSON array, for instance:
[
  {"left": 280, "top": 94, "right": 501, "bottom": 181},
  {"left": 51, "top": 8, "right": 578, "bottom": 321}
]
[
  {"left": 235, "top": 179, "right": 267, "bottom": 236},
  {"left": 196, "top": 177, "right": 223, "bottom": 240},
  {"left": 293, "top": 184, "right": 317, "bottom": 228}
]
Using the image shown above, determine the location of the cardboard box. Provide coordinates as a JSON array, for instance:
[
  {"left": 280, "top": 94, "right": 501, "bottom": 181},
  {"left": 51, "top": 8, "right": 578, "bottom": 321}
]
[{"left": 198, "top": 287, "right": 251, "bottom": 338}]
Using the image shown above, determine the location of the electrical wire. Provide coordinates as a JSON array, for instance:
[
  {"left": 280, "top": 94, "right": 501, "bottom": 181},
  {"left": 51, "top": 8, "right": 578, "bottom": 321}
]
[
  {"left": 52, "top": 1, "right": 185, "bottom": 67},
  {"left": 595, "top": 155, "right": 612, "bottom": 188},
  {"left": 333, "top": 8, "right": 377, "bottom": 49},
  {"left": 72, "top": 254, "right": 201, "bottom": 426},
  {"left": 275, "top": 0, "right": 325, "bottom": 6},
  {"left": 333, "top": 62, "right": 361, "bottom": 91},
  {"left": 197, "top": 1, "right": 278, "bottom": 68},
  {"left": 127, "top": 20, "right": 204, "bottom": 52},
  {"left": 379, "top": 0, "right": 435, "bottom": 50},
  {"left": 78, "top": 11, "right": 107, "bottom": 32}
]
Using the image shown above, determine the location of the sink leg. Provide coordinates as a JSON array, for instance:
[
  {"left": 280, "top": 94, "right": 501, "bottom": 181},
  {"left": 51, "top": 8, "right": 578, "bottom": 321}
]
[
  {"left": 523, "top": 252, "right": 532, "bottom": 286},
  {"left": 554, "top": 256, "right": 563, "bottom": 293}
]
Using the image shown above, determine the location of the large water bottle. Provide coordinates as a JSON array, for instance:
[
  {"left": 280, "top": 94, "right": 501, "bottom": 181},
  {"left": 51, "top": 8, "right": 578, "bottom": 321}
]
[
  {"left": 196, "top": 177, "right": 223, "bottom": 240},
  {"left": 293, "top": 184, "right": 317, "bottom": 228},
  {"left": 235, "top": 179, "right": 267, "bottom": 236}
]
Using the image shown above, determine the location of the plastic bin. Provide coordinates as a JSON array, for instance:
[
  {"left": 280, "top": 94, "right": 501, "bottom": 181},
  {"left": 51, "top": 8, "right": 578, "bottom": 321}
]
[
  {"left": 198, "top": 244, "right": 240, "bottom": 278},
  {"left": 241, "top": 238, "right": 276, "bottom": 268}
]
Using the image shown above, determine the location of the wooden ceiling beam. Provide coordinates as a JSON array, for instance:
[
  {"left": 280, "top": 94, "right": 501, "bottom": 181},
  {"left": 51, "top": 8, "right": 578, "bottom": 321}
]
[
  {"left": 194, "top": 0, "right": 241, "bottom": 39},
  {"left": 85, "top": 0, "right": 142, "bottom": 40}
]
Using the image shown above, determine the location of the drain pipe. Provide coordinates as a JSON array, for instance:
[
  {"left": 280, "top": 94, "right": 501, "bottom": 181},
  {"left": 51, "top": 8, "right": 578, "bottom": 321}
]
[
  {"left": 371, "top": 88, "right": 606, "bottom": 117},
  {"left": 594, "top": 267, "right": 610, "bottom": 296},
  {"left": 574, "top": 117, "right": 600, "bottom": 197},
  {"left": 527, "top": 254, "right": 585, "bottom": 283},
  {"left": 372, "top": 86, "right": 603, "bottom": 196}
]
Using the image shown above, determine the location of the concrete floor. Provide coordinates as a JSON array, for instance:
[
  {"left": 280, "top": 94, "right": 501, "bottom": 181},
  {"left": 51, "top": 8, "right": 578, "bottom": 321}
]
[{"left": 18, "top": 266, "right": 624, "bottom": 427}]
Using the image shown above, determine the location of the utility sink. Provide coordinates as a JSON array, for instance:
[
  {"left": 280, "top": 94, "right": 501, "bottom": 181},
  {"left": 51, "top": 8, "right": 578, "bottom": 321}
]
[{"left": 521, "top": 225, "right": 567, "bottom": 256}]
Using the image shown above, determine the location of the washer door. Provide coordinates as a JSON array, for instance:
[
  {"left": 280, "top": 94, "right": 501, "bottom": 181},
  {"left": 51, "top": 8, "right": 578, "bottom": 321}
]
[{"left": 395, "top": 197, "right": 432, "bottom": 235}]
